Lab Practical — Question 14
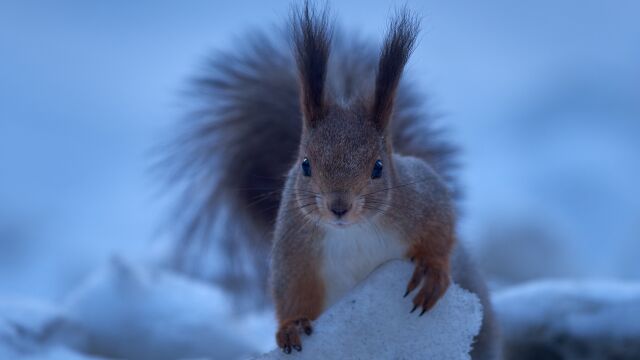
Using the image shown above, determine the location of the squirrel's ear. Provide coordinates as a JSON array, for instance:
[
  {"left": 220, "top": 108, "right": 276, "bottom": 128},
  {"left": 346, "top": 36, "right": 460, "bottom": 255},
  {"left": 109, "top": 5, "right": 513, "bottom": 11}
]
[
  {"left": 371, "top": 9, "right": 419, "bottom": 131},
  {"left": 292, "top": 2, "right": 332, "bottom": 128}
]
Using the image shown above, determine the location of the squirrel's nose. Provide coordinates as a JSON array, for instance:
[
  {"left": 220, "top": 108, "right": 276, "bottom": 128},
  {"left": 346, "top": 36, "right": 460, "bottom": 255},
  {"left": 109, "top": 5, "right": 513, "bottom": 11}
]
[{"left": 329, "top": 201, "right": 351, "bottom": 218}]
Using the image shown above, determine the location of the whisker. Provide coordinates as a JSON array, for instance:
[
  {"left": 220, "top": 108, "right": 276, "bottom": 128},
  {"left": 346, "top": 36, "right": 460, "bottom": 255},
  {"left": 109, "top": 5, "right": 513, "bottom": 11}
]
[
  {"left": 294, "top": 202, "right": 317, "bottom": 211},
  {"left": 359, "top": 177, "right": 432, "bottom": 198},
  {"left": 231, "top": 185, "right": 321, "bottom": 196},
  {"left": 248, "top": 194, "right": 316, "bottom": 213},
  {"left": 363, "top": 216, "right": 384, "bottom": 245},
  {"left": 362, "top": 205, "right": 387, "bottom": 215},
  {"left": 364, "top": 199, "right": 395, "bottom": 207}
]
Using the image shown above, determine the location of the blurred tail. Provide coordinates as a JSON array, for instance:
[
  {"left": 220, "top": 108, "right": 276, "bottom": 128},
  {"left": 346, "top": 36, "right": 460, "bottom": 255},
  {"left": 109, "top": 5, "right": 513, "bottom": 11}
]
[{"left": 159, "top": 17, "right": 458, "bottom": 306}]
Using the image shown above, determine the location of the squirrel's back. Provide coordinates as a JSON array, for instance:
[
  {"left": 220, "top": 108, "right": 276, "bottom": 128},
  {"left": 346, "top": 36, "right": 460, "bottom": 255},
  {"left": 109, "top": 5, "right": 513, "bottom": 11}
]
[{"left": 162, "top": 26, "right": 457, "bottom": 303}]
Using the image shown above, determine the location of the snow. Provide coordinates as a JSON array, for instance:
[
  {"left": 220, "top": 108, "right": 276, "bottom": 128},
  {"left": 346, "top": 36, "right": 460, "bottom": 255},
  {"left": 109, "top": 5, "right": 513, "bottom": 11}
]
[
  {"left": 494, "top": 280, "right": 640, "bottom": 359},
  {"left": 60, "top": 256, "right": 275, "bottom": 360},
  {"left": 0, "top": 298, "right": 99, "bottom": 359},
  {"left": 251, "top": 261, "right": 483, "bottom": 360},
  {"left": 0, "top": 347, "right": 103, "bottom": 360},
  {"left": 2, "top": 258, "right": 485, "bottom": 360},
  {"left": 1, "top": 256, "right": 277, "bottom": 360}
]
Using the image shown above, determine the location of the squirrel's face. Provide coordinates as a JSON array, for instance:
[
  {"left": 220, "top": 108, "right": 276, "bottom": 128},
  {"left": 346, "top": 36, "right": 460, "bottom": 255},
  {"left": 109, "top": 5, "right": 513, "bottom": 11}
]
[
  {"left": 294, "top": 108, "right": 393, "bottom": 227},
  {"left": 290, "top": 3, "right": 415, "bottom": 227}
]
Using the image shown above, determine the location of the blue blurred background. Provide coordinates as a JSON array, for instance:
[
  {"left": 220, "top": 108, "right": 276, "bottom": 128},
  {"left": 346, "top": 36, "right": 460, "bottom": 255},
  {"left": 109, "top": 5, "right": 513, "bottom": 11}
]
[{"left": 1, "top": 0, "right": 639, "bottom": 328}]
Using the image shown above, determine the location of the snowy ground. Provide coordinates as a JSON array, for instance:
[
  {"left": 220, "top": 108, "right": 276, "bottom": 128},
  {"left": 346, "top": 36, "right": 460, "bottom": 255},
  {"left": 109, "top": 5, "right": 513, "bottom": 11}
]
[
  {"left": 0, "top": 257, "right": 276, "bottom": 360},
  {"left": 3, "top": 257, "right": 640, "bottom": 359},
  {"left": 1, "top": 260, "right": 483, "bottom": 360},
  {"left": 495, "top": 280, "right": 640, "bottom": 359}
]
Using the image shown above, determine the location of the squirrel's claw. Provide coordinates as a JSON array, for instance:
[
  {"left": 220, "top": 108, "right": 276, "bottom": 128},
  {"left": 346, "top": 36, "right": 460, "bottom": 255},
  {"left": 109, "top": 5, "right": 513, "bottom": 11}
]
[
  {"left": 410, "top": 266, "right": 449, "bottom": 316},
  {"left": 282, "top": 345, "right": 291, "bottom": 354},
  {"left": 404, "top": 262, "right": 426, "bottom": 298},
  {"left": 277, "top": 330, "right": 299, "bottom": 354},
  {"left": 304, "top": 327, "right": 312, "bottom": 335},
  {"left": 300, "top": 318, "right": 313, "bottom": 335},
  {"left": 405, "top": 250, "right": 450, "bottom": 317},
  {"left": 276, "top": 318, "right": 313, "bottom": 354}
]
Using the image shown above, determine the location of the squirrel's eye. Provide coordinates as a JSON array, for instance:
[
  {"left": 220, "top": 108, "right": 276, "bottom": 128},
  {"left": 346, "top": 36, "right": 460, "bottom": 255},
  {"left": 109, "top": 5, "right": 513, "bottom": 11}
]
[
  {"left": 301, "top": 157, "right": 311, "bottom": 177},
  {"left": 371, "top": 160, "right": 383, "bottom": 179}
]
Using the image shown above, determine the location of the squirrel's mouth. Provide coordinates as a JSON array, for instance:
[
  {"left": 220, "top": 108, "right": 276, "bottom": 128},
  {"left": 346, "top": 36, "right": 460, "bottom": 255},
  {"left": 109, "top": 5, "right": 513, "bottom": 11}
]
[{"left": 327, "top": 219, "right": 357, "bottom": 228}]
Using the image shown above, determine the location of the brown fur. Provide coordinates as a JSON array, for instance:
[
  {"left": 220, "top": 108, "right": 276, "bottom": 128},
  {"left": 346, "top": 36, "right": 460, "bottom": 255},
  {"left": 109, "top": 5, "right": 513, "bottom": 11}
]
[
  {"left": 161, "top": 11, "right": 458, "bottom": 301},
  {"left": 292, "top": 4, "right": 331, "bottom": 126},
  {"left": 162, "top": 2, "right": 498, "bottom": 358},
  {"left": 372, "top": 9, "right": 419, "bottom": 130},
  {"left": 271, "top": 4, "right": 457, "bottom": 354}
]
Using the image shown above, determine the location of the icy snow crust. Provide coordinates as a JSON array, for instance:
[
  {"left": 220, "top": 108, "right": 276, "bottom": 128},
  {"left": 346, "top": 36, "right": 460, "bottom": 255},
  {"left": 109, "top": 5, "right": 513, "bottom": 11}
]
[{"left": 252, "top": 261, "right": 483, "bottom": 360}]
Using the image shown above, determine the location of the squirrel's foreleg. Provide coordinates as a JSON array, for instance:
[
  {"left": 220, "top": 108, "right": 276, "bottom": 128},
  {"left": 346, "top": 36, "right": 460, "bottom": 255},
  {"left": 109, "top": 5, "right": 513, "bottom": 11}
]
[
  {"left": 403, "top": 226, "right": 454, "bottom": 316},
  {"left": 272, "top": 249, "right": 324, "bottom": 354}
]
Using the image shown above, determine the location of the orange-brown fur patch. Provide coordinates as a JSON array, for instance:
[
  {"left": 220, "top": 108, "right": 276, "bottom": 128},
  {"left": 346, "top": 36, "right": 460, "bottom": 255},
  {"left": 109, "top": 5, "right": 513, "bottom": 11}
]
[
  {"left": 274, "top": 268, "right": 324, "bottom": 353},
  {"left": 405, "top": 239, "right": 453, "bottom": 315}
]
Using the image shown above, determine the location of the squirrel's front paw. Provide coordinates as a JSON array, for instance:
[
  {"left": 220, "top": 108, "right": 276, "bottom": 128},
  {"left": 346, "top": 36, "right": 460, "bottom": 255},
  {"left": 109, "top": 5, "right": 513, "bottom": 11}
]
[
  {"left": 403, "top": 253, "right": 451, "bottom": 316},
  {"left": 276, "top": 318, "right": 313, "bottom": 354}
]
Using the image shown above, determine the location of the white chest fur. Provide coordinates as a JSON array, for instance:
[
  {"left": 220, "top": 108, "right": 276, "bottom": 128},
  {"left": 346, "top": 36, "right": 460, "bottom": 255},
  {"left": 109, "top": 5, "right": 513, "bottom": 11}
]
[{"left": 320, "top": 222, "right": 407, "bottom": 309}]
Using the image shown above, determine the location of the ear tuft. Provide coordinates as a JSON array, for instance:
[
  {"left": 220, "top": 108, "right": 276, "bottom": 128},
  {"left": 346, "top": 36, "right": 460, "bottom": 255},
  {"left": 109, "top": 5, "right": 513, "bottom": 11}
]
[
  {"left": 292, "top": 1, "right": 332, "bottom": 128},
  {"left": 372, "top": 8, "right": 420, "bottom": 131}
]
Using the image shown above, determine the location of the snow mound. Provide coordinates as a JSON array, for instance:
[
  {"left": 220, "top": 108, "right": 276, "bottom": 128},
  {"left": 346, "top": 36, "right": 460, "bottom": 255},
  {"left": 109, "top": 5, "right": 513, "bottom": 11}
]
[
  {"left": 494, "top": 280, "right": 640, "bottom": 359},
  {"left": 0, "top": 298, "right": 98, "bottom": 359},
  {"left": 251, "top": 261, "right": 483, "bottom": 360},
  {"left": 0, "top": 347, "right": 103, "bottom": 360},
  {"left": 1, "top": 257, "right": 277, "bottom": 360},
  {"left": 60, "top": 256, "right": 275, "bottom": 360}
]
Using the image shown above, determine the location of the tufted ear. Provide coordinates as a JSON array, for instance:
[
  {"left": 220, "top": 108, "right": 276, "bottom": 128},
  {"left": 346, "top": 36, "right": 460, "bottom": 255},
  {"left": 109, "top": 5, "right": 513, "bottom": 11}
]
[
  {"left": 292, "top": 1, "right": 332, "bottom": 128},
  {"left": 371, "top": 9, "right": 419, "bottom": 131}
]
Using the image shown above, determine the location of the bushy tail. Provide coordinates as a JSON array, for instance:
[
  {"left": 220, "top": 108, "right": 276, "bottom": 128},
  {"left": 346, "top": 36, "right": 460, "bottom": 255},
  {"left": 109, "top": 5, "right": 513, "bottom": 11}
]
[{"left": 159, "top": 15, "right": 458, "bottom": 306}]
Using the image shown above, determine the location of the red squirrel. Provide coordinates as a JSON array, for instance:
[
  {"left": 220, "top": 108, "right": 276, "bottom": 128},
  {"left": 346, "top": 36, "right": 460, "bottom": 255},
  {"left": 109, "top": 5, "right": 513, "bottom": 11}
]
[
  {"left": 165, "top": 2, "right": 499, "bottom": 359},
  {"left": 271, "top": 5, "right": 457, "bottom": 353}
]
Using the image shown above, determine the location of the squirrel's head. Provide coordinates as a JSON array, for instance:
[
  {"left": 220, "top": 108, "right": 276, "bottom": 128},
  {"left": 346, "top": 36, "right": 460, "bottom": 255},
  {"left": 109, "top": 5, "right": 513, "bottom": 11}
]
[{"left": 291, "top": 5, "right": 418, "bottom": 227}]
